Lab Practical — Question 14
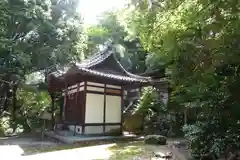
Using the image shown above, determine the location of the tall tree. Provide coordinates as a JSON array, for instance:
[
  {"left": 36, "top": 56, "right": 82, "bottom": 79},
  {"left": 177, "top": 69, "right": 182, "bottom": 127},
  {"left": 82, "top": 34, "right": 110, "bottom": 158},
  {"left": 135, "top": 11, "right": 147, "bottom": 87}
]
[
  {"left": 0, "top": 0, "right": 86, "bottom": 124},
  {"left": 85, "top": 11, "right": 148, "bottom": 73},
  {"left": 124, "top": 0, "right": 240, "bottom": 158}
]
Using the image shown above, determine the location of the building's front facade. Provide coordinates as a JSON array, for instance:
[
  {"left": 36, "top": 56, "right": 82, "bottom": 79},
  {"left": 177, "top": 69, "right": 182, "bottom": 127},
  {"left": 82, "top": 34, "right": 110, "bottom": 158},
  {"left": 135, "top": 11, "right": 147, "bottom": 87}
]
[
  {"left": 47, "top": 45, "right": 153, "bottom": 135},
  {"left": 63, "top": 80, "right": 123, "bottom": 135}
]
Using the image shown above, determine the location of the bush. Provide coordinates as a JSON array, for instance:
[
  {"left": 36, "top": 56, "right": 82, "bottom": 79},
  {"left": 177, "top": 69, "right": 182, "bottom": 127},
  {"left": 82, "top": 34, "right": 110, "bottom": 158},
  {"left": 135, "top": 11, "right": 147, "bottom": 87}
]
[
  {"left": 183, "top": 122, "right": 226, "bottom": 159},
  {"left": 123, "top": 113, "right": 144, "bottom": 133},
  {"left": 105, "top": 128, "right": 122, "bottom": 136},
  {"left": 0, "top": 126, "right": 4, "bottom": 136},
  {"left": 144, "top": 135, "right": 167, "bottom": 145}
]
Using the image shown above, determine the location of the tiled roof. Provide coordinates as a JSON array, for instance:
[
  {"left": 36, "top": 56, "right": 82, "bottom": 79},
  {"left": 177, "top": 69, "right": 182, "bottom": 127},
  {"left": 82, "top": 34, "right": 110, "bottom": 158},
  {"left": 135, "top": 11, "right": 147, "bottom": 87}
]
[
  {"left": 49, "top": 44, "right": 153, "bottom": 83},
  {"left": 76, "top": 46, "right": 113, "bottom": 68},
  {"left": 77, "top": 67, "right": 151, "bottom": 83}
]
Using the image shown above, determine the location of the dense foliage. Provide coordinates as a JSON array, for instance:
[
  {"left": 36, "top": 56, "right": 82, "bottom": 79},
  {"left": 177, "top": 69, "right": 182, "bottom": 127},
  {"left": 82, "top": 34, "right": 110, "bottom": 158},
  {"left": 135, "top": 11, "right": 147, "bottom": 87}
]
[
  {"left": 0, "top": 0, "right": 86, "bottom": 134},
  {"left": 2, "top": 0, "right": 240, "bottom": 158},
  {"left": 134, "top": 87, "right": 166, "bottom": 116},
  {"left": 123, "top": 0, "right": 240, "bottom": 158},
  {"left": 85, "top": 11, "right": 148, "bottom": 73}
]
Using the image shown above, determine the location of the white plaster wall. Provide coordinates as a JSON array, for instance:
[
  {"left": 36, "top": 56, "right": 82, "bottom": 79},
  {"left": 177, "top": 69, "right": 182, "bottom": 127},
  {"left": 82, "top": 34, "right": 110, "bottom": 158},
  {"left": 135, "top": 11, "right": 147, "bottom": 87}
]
[
  {"left": 85, "top": 93, "right": 104, "bottom": 123},
  {"left": 68, "top": 84, "right": 77, "bottom": 90},
  {"left": 62, "top": 82, "right": 85, "bottom": 95},
  {"left": 67, "top": 86, "right": 84, "bottom": 95},
  {"left": 105, "top": 125, "right": 121, "bottom": 133},
  {"left": 106, "top": 84, "right": 121, "bottom": 89},
  {"left": 87, "top": 86, "right": 104, "bottom": 92},
  {"left": 105, "top": 95, "right": 121, "bottom": 123},
  {"left": 87, "top": 81, "right": 104, "bottom": 87},
  {"left": 85, "top": 126, "right": 104, "bottom": 134}
]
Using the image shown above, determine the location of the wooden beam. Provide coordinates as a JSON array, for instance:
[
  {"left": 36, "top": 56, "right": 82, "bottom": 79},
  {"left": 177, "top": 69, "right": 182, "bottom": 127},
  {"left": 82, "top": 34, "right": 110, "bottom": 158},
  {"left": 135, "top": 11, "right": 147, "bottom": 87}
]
[
  {"left": 86, "top": 90, "right": 121, "bottom": 96},
  {"left": 120, "top": 88, "right": 124, "bottom": 135},
  {"left": 63, "top": 81, "right": 68, "bottom": 121},
  {"left": 82, "top": 81, "right": 86, "bottom": 134},
  {"left": 84, "top": 123, "right": 121, "bottom": 126}
]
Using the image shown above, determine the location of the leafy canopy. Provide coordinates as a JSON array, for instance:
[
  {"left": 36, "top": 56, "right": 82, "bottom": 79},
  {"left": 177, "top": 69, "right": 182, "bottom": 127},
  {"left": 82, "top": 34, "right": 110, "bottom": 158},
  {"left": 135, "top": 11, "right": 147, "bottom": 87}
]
[{"left": 124, "top": 0, "right": 240, "bottom": 157}]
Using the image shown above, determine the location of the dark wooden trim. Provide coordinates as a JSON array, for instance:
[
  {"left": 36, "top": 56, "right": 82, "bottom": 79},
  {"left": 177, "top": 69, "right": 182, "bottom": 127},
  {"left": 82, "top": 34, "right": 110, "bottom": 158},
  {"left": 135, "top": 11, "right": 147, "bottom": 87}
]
[
  {"left": 84, "top": 123, "right": 121, "bottom": 126},
  {"left": 62, "top": 122, "right": 121, "bottom": 126},
  {"left": 103, "top": 84, "right": 106, "bottom": 132},
  {"left": 87, "top": 84, "right": 105, "bottom": 89},
  {"left": 76, "top": 83, "right": 80, "bottom": 105},
  {"left": 73, "top": 83, "right": 80, "bottom": 136},
  {"left": 106, "top": 90, "right": 121, "bottom": 95},
  {"left": 50, "top": 93, "right": 55, "bottom": 130},
  {"left": 65, "top": 83, "right": 121, "bottom": 95},
  {"left": 106, "top": 88, "right": 121, "bottom": 94},
  {"left": 63, "top": 85, "right": 84, "bottom": 92},
  {"left": 87, "top": 84, "right": 121, "bottom": 91},
  {"left": 82, "top": 81, "right": 86, "bottom": 134},
  {"left": 63, "top": 81, "right": 68, "bottom": 121},
  {"left": 86, "top": 90, "right": 104, "bottom": 95},
  {"left": 86, "top": 90, "right": 121, "bottom": 96}
]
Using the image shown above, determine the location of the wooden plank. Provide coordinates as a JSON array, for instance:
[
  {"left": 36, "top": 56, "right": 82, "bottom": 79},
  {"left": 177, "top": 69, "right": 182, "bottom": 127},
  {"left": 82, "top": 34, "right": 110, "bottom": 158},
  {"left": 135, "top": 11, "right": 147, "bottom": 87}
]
[{"left": 106, "top": 88, "right": 121, "bottom": 94}]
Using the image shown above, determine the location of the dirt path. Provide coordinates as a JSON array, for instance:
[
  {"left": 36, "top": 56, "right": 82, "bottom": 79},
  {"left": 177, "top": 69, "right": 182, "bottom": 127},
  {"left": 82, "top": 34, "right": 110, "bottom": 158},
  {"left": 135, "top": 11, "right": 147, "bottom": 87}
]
[{"left": 0, "top": 136, "right": 191, "bottom": 160}]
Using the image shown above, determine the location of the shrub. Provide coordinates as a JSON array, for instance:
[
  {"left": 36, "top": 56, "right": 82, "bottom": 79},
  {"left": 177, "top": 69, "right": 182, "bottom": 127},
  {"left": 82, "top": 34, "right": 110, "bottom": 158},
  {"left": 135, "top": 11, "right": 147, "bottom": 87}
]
[
  {"left": 0, "top": 126, "right": 4, "bottom": 136},
  {"left": 123, "top": 113, "right": 144, "bottom": 133},
  {"left": 105, "top": 128, "right": 122, "bottom": 136},
  {"left": 183, "top": 122, "right": 226, "bottom": 159},
  {"left": 144, "top": 135, "right": 167, "bottom": 145}
]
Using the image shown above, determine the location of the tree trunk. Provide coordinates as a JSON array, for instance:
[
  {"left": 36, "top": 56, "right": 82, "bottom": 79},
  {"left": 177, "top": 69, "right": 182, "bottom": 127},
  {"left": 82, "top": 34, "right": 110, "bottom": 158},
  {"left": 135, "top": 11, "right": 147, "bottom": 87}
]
[
  {"left": 12, "top": 85, "right": 17, "bottom": 122},
  {"left": 2, "top": 94, "right": 8, "bottom": 112},
  {"left": 184, "top": 108, "right": 188, "bottom": 125},
  {"left": 2, "top": 84, "right": 11, "bottom": 112},
  {"left": 11, "top": 84, "right": 18, "bottom": 132}
]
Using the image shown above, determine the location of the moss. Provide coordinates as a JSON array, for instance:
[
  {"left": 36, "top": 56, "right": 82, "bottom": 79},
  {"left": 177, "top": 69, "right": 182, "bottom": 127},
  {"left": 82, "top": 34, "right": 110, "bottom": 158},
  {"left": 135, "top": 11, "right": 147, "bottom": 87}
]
[
  {"left": 108, "top": 141, "right": 145, "bottom": 160},
  {"left": 144, "top": 135, "right": 167, "bottom": 145}
]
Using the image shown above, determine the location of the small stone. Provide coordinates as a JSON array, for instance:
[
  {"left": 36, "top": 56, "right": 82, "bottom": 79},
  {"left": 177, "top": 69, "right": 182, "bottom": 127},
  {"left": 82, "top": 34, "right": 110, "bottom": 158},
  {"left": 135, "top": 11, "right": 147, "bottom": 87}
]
[{"left": 153, "top": 151, "right": 173, "bottom": 158}]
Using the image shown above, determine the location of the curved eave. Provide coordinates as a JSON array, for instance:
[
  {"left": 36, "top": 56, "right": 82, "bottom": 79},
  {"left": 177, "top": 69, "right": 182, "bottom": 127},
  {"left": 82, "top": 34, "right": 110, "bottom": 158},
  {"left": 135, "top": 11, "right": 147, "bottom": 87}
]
[
  {"left": 76, "top": 46, "right": 113, "bottom": 68},
  {"left": 76, "top": 67, "right": 151, "bottom": 84},
  {"left": 47, "top": 67, "right": 153, "bottom": 92}
]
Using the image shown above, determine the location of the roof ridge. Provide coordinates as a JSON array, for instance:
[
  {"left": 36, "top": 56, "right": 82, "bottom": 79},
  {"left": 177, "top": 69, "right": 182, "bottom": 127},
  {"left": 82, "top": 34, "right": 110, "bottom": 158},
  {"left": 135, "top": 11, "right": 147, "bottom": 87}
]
[
  {"left": 111, "top": 53, "right": 152, "bottom": 80},
  {"left": 76, "top": 46, "right": 113, "bottom": 68}
]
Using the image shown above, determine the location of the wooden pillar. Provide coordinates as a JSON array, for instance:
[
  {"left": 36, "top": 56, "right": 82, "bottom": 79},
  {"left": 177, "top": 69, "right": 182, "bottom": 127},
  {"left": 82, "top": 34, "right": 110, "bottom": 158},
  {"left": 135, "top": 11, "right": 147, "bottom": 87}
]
[
  {"left": 63, "top": 81, "right": 68, "bottom": 121},
  {"left": 76, "top": 83, "right": 80, "bottom": 125},
  {"left": 103, "top": 84, "right": 106, "bottom": 133},
  {"left": 50, "top": 93, "right": 55, "bottom": 130},
  {"left": 82, "top": 81, "right": 86, "bottom": 134},
  {"left": 120, "top": 87, "right": 124, "bottom": 135},
  {"left": 59, "top": 97, "right": 63, "bottom": 122}
]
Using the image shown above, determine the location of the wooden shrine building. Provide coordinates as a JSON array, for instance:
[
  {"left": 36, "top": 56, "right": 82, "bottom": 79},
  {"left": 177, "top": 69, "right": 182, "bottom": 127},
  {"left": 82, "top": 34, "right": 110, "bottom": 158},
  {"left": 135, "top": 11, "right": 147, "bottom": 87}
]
[{"left": 47, "top": 45, "right": 154, "bottom": 135}]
